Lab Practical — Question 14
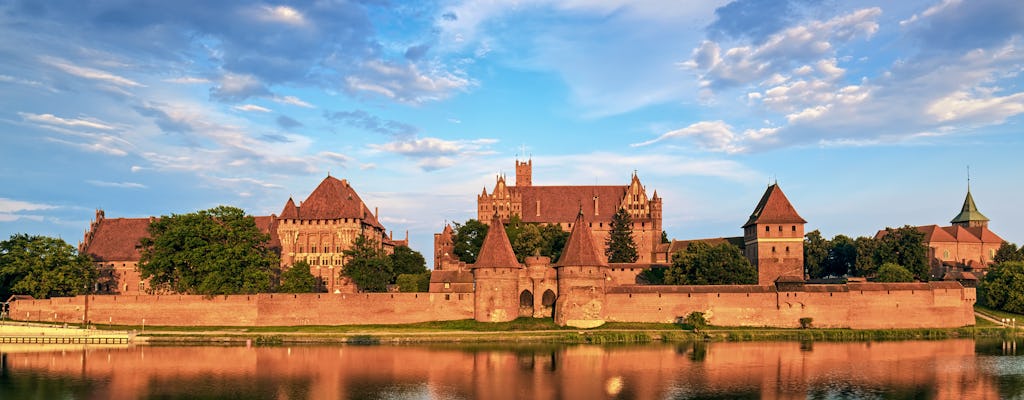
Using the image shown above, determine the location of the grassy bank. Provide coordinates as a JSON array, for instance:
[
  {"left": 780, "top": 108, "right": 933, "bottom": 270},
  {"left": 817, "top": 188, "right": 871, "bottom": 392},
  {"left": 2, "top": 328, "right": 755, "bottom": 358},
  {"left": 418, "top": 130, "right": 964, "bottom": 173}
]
[{"left": 37, "top": 317, "right": 1002, "bottom": 345}]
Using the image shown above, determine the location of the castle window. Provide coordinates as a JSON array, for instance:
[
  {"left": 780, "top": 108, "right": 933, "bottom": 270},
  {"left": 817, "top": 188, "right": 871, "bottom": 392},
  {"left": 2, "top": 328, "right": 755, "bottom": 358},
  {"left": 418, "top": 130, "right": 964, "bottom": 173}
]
[
  {"left": 299, "top": 246, "right": 304, "bottom": 253},
  {"left": 943, "top": 250, "right": 950, "bottom": 259},
  {"left": 785, "top": 246, "right": 790, "bottom": 253},
  {"left": 772, "top": 246, "right": 776, "bottom": 253},
  {"left": 778, "top": 225, "right": 782, "bottom": 232},
  {"left": 792, "top": 226, "right": 796, "bottom": 232},
  {"left": 444, "top": 282, "right": 451, "bottom": 289},
  {"left": 765, "top": 226, "right": 770, "bottom": 232},
  {"left": 324, "top": 246, "right": 328, "bottom": 253}
]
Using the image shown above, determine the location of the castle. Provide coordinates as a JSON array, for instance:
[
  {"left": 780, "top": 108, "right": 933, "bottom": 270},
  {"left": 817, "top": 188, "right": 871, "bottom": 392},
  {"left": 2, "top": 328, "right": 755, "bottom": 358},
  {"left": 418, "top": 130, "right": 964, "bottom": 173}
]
[
  {"left": 13, "top": 160, "right": 976, "bottom": 329},
  {"left": 79, "top": 175, "right": 407, "bottom": 295}
]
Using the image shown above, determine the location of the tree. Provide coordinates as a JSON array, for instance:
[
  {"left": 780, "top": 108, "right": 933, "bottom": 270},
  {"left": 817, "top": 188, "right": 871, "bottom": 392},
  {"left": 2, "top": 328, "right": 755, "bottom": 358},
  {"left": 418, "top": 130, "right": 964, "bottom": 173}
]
[
  {"left": 661, "top": 231, "right": 670, "bottom": 244},
  {"left": 979, "top": 261, "right": 1024, "bottom": 314},
  {"left": 606, "top": 208, "right": 639, "bottom": 263},
  {"left": 825, "top": 235, "right": 857, "bottom": 277},
  {"left": 452, "top": 219, "right": 489, "bottom": 264},
  {"left": 138, "top": 206, "right": 279, "bottom": 295},
  {"left": 0, "top": 234, "right": 97, "bottom": 299},
  {"left": 853, "top": 236, "right": 879, "bottom": 277},
  {"left": 396, "top": 272, "right": 430, "bottom": 292},
  {"left": 994, "top": 242, "right": 1024, "bottom": 263},
  {"left": 341, "top": 235, "right": 393, "bottom": 292},
  {"left": 664, "top": 241, "right": 756, "bottom": 285},
  {"left": 391, "top": 245, "right": 427, "bottom": 279},
  {"left": 538, "top": 224, "right": 570, "bottom": 263},
  {"left": 511, "top": 223, "right": 544, "bottom": 262},
  {"left": 874, "top": 263, "right": 914, "bottom": 282},
  {"left": 804, "top": 230, "right": 830, "bottom": 279},
  {"left": 279, "top": 261, "right": 318, "bottom": 293},
  {"left": 875, "top": 226, "right": 929, "bottom": 281}
]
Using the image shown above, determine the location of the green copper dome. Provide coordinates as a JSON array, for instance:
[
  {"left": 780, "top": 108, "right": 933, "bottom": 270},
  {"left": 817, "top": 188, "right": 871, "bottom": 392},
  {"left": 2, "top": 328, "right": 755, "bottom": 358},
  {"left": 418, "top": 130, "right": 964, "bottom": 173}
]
[{"left": 950, "top": 190, "right": 989, "bottom": 224}]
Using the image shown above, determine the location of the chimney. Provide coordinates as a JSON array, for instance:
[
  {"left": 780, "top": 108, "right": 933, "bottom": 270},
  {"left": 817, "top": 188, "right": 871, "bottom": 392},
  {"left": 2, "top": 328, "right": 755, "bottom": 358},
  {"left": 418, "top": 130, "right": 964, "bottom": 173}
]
[{"left": 375, "top": 207, "right": 379, "bottom": 219}]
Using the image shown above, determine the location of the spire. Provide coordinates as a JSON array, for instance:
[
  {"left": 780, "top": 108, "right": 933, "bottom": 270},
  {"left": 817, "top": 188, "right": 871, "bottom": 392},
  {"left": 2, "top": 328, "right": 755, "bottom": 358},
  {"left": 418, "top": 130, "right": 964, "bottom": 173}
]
[
  {"left": 556, "top": 212, "right": 608, "bottom": 267},
  {"left": 471, "top": 214, "right": 521, "bottom": 269},
  {"left": 951, "top": 189, "right": 989, "bottom": 225},
  {"left": 743, "top": 183, "right": 806, "bottom": 228},
  {"left": 280, "top": 197, "right": 298, "bottom": 219}
]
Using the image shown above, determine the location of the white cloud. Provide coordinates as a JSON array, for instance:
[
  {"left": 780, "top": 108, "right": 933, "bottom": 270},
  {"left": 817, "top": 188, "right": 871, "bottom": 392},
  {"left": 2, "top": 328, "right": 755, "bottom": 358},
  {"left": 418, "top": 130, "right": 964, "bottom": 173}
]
[
  {"left": 85, "top": 180, "right": 147, "bottom": 189},
  {"left": 273, "top": 95, "right": 314, "bottom": 108},
  {"left": 19, "top": 112, "right": 115, "bottom": 130},
  {"left": 346, "top": 60, "right": 473, "bottom": 104},
  {"left": 927, "top": 91, "right": 1024, "bottom": 123},
  {"left": 44, "top": 137, "right": 129, "bottom": 156},
  {"left": 900, "top": 0, "right": 962, "bottom": 26},
  {"left": 0, "top": 198, "right": 56, "bottom": 213},
  {"left": 256, "top": 5, "right": 308, "bottom": 26},
  {"left": 233, "top": 104, "right": 272, "bottom": 113},
  {"left": 41, "top": 56, "right": 143, "bottom": 87},
  {"left": 164, "top": 76, "right": 211, "bottom": 84}
]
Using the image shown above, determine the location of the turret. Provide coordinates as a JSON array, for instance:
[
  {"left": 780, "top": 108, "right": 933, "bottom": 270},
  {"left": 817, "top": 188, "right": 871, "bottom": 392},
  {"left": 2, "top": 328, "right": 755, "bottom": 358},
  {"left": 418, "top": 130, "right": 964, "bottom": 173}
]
[
  {"left": 470, "top": 214, "right": 522, "bottom": 322},
  {"left": 951, "top": 190, "right": 989, "bottom": 228},
  {"left": 516, "top": 158, "right": 532, "bottom": 187},
  {"left": 553, "top": 211, "right": 610, "bottom": 328},
  {"left": 742, "top": 184, "right": 806, "bottom": 285}
]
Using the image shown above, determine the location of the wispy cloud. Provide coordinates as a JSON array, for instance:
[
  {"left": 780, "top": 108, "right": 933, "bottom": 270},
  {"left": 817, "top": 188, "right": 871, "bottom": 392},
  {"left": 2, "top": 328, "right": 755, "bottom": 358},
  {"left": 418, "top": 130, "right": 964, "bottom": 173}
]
[
  {"left": 85, "top": 180, "right": 147, "bottom": 189},
  {"left": 19, "top": 112, "right": 115, "bottom": 130},
  {"left": 0, "top": 198, "right": 57, "bottom": 213},
  {"left": 41, "top": 56, "right": 144, "bottom": 88}
]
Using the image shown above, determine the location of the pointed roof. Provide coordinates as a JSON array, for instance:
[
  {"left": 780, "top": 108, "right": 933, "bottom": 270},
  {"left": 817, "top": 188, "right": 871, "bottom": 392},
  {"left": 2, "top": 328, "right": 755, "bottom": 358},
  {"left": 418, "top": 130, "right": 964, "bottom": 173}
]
[
  {"left": 280, "top": 197, "right": 298, "bottom": 219},
  {"left": 283, "top": 176, "right": 383, "bottom": 228},
  {"left": 951, "top": 190, "right": 989, "bottom": 224},
  {"left": 471, "top": 214, "right": 521, "bottom": 269},
  {"left": 441, "top": 223, "right": 454, "bottom": 236},
  {"left": 743, "top": 184, "right": 806, "bottom": 228},
  {"left": 556, "top": 212, "right": 608, "bottom": 267}
]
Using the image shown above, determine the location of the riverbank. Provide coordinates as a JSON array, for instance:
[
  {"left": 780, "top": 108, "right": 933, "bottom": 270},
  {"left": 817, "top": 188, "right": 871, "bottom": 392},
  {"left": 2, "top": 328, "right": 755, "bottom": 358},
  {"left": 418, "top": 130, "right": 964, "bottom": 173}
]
[{"left": 5, "top": 316, "right": 1013, "bottom": 345}]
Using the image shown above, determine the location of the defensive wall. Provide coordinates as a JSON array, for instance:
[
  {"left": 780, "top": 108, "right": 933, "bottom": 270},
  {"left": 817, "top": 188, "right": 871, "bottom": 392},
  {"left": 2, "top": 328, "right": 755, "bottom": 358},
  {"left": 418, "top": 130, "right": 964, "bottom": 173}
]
[
  {"left": 8, "top": 281, "right": 975, "bottom": 329},
  {"left": 9, "top": 292, "right": 474, "bottom": 326},
  {"left": 604, "top": 281, "right": 975, "bottom": 329}
]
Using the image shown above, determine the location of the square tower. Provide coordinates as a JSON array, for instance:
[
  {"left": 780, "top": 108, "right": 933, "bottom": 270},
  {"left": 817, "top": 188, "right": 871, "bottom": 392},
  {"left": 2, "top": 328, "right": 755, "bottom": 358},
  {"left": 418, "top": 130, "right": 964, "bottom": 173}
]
[{"left": 742, "top": 184, "right": 807, "bottom": 285}]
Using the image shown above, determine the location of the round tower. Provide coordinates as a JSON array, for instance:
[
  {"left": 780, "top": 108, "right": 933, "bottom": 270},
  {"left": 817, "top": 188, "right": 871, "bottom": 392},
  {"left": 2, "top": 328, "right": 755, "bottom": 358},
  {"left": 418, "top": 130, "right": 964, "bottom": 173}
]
[
  {"left": 554, "top": 212, "right": 610, "bottom": 328},
  {"left": 470, "top": 215, "right": 523, "bottom": 322}
]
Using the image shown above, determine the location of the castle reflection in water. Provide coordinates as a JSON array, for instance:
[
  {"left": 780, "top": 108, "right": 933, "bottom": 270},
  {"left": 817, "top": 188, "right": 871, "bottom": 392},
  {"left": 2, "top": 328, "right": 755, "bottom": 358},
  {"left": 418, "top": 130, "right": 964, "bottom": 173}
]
[{"left": 2, "top": 339, "right": 1021, "bottom": 399}]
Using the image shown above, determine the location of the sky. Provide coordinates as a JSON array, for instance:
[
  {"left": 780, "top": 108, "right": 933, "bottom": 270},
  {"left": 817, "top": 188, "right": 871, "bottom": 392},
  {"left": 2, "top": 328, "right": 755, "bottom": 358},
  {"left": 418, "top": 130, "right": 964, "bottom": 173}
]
[{"left": 1, "top": 0, "right": 1022, "bottom": 267}]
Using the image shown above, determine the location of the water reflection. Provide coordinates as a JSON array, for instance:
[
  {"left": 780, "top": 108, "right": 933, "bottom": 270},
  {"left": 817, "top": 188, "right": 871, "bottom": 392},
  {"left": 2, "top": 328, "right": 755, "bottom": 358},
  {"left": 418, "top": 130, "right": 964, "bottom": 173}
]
[{"left": 1, "top": 339, "right": 1021, "bottom": 399}]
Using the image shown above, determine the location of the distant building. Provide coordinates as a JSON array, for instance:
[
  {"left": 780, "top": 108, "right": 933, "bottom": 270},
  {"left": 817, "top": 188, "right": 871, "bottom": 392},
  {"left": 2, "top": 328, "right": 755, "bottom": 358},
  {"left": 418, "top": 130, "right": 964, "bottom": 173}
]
[
  {"left": 877, "top": 188, "right": 1003, "bottom": 279},
  {"left": 79, "top": 175, "right": 406, "bottom": 295},
  {"left": 475, "top": 159, "right": 663, "bottom": 263}
]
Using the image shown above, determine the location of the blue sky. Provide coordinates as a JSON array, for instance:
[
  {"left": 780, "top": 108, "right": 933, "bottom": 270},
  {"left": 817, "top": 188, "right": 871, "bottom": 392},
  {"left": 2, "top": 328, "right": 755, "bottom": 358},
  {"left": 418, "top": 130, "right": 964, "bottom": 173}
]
[{"left": 1, "top": 0, "right": 1022, "bottom": 266}]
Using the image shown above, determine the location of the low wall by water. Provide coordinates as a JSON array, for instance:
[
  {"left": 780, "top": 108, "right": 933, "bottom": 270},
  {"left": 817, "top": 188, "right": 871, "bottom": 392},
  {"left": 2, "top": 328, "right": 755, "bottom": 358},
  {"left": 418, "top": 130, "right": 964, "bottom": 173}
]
[
  {"left": 604, "top": 282, "right": 976, "bottom": 329},
  {"left": 9, "top": 292, "right": 475, "bottom": 326}
]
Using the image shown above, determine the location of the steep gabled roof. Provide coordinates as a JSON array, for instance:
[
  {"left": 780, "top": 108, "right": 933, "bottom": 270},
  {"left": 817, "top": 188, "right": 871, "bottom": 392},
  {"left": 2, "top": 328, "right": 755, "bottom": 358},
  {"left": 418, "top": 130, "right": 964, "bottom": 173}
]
[
  {"left": 518, "top": 185, "right": 627, "bottom": 223},
  {"left": 556, "top": 212, "right": 608, "bottom": 267},
  {"left": 82, "top": 217, "right": 152, "bottom": 262},
  {"left": 743, "top": 184, "right": 806, "bottom": 228},
  {"left": 965, "top": 226, "right": 1003, "bottom": 243},
  {"left": 943, "top": 225, "right": 981, "bottom": 243},
  {"left": 951, "top": 190, "right": 989, "bottom": 224},
  {"left": 285, "top": 176, "right": 384, "bottom": 229},
  {"left": 472, "top": 215, "right": 521, "bottom": 269},
  {"left": 914, "top": 225, "right": 957, "bottom": 243}
]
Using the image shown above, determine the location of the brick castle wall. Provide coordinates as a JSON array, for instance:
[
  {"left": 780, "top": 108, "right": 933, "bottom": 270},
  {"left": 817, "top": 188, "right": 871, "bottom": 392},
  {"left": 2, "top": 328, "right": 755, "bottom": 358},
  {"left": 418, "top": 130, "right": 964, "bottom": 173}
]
[
  {"left": 604, "top": 283, "right": 975, "bottom": 329},
  {"left": 10, "top": 292, "right": 474, "bottom": 326}
]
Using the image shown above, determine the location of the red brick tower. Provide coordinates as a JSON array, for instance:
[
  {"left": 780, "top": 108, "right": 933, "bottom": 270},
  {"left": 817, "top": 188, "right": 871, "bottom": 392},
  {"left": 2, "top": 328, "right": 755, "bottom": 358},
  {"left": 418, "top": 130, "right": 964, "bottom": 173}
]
[
  {"left": 742, "top": 184, "right": 807, "bottom": 285},
  {"left": 433, "top": 224, "right": 455, "bottom": 269},
  {"left": 471, "top": 214, "right": 522, "bottom": 322},
  {"left": 554, "top": 211, "right": 610, "bottom": 328},
  {"left": 516, "top": 158, "right": 532, "bottom": 187}
]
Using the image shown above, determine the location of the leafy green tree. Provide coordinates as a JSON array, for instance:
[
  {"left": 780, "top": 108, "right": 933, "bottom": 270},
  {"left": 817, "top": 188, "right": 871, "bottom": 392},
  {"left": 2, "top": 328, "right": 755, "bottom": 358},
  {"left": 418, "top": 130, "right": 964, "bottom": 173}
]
[
  {"left": 979, "top": 261, "right": 1024, "bottom": 314},
  {"left": 853, "top": 236, "right": 879, "bottom": 277},
  {"left": 138, "top": 206, "right": 279, "bottom": 295},
  {"left": 875, "top": 226, "right": 929, "bottom": 281},
  {"left": 804, "top": 230, "right": 830, "bottom": 279},
  {"left": 874, "top": 263, "right": 915, "bottom": 282},
  {"left": 661, "top": 231, "right": 670, "bottom": 244},
  {"left": 279, "top": 261, "right": 319, "bottom": 293},
  {"left": 396, "top": 272, "right": 430, "bottom": 292},
  {"left": 994, "top": 242, "right": 1024, "bottom": 263},
  {"left": 684, "top": 311, "right": 708, "bottom": 331},
  {"left": 826, "top": 235, "right": 857, "bottom": 277},
  {"left": 390, "top": 245, "right": 427, "bottom": 279},
  {"left": 0, "top": 234, "right": 97, "bottom": 299},
  {"left": 452, "top": 219, "right": 489, "bottom": 264},
  {"left": 606, "top": 208, "right": 639, "bottom": 263},
  {"left": 341, "top": 235, "right": 393, "bottom": 292},
  {"left": 538, "top": 224, "right": 570, "bottom": 263},
  {"left": 511, "top": 223, "right": 544, "bottom": 262},
  {"left": 664, "top": 241, "right": 756, "bottom": 285}
]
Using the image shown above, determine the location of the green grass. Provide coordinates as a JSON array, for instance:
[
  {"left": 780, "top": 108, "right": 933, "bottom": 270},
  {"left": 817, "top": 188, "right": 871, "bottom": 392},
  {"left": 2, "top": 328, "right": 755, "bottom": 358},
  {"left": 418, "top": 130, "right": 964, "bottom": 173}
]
[{"left": 975, "top": 305, "right": 1024, "bottom": 324}]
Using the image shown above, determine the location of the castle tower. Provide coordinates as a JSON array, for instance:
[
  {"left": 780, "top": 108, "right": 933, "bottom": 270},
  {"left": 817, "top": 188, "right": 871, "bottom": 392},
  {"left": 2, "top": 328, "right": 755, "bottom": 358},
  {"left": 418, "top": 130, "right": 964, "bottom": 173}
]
[
  {"left": 554, "top": 211, "right": 610, "bottom": 328},
  {"left": 470, "top": 214, "right": 523, "bottom": 323},
  {"left": 742, "top": 184, "right": 807, "bottom": 285},
  {"left": 516, "top": 158, "right": 532, "bottom": 187},
  {"left": 433, "top": 224, "right": 455, "bottom": 269},
  {"left": 950, "top": 190, "right": 989, "bottom": 229}
]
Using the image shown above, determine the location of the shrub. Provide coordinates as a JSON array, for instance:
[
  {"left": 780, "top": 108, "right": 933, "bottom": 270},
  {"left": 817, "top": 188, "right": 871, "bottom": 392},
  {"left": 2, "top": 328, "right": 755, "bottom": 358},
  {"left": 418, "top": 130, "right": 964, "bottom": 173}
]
[
  {"left": 799, "top": 317, "right": 813, "bottom": 329},
  {"left": 684, "top": 311, "right": 708, "bottom": 331}
]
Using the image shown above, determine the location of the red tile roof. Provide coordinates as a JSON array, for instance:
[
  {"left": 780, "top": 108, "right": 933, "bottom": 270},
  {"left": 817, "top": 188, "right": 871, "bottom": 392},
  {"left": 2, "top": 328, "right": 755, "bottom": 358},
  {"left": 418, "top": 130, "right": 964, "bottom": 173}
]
[
  {"left": 556, "top": 212, "right": 608, "bottom": 267},
  {"left": 516, "top": 185, "right": 628, "bottom": 223},
  {"left": 282, "top": 176, "right": 383, "bottom": 229},
  {"left": 743, "top": 184, "right": 806, "bottom": 228},
  {"left": 82, "top": 217, "right": 151, "bottom": 262},
  {"left": 965, "top": 226, "right": 1003, "bottom": 243},
  {"left": 910, "top": 225, "right": 957, "bottom": 243},
  {"left": 84, "top": 214, "right": 282, "bottom": 262},
  {"left": 943, "top": 226, "right": 981, "bottom": 243},
  {"left": 472, "top": 215, "right": 521, "bottom": 269}
]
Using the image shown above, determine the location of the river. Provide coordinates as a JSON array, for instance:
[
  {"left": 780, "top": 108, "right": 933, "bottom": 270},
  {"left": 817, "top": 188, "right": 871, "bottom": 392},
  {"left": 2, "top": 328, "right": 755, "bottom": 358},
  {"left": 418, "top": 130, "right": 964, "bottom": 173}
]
[{"left": 2, "top": 338, "right": 1023, "bottom": 399}]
